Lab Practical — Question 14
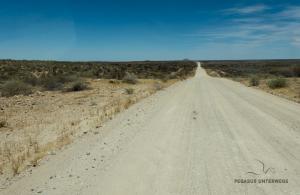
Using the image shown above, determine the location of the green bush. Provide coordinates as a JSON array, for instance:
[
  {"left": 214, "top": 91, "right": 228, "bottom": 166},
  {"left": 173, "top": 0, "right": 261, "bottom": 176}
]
[
  {"left": 249, "top": 76, "right": 260, "bottom": 86},
  {"left": 267, "top": 78, "right": 287, "bottom": 89},
  {"left": 0, "top": 80, "right": 33, "bottom": 97}
]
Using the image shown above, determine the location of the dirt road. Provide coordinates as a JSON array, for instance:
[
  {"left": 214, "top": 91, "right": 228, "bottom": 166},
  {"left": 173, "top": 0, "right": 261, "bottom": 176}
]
[{"left": 2, "top": 63, "right": 300, "bottom": 195}]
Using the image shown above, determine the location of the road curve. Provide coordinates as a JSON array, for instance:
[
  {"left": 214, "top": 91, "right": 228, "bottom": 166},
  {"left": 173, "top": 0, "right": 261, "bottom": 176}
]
[{"left": 2, "top": 62, "right": 300, "bottom": 195}]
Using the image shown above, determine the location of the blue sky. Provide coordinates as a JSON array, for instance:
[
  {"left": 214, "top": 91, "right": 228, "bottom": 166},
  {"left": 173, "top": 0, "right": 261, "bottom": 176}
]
[{"left": 0, "top": 0, "right": 299, "bottom": 60}]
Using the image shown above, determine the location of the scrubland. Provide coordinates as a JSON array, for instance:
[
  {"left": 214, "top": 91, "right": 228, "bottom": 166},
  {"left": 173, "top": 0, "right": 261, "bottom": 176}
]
[
  {"left": 201, "top": 60, "right": 300, "bottom": 103},
  {"left": 0, "top": 60, "right": 196, "bottom": 184}
]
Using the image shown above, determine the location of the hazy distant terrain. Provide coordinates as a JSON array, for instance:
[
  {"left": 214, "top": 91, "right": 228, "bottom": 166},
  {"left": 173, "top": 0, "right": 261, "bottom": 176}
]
[{"left": 0, "top": 60, "right": 196, "bottom": 81}]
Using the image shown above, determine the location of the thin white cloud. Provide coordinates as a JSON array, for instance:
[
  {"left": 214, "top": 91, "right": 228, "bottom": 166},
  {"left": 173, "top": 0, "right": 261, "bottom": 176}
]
[
  {"left": 191, "top": 5, "right": 300, "bottom": 48},
  {"left": 277, "top": 6, "right": 300, "bottom": 19},
  {"left": 225, "top": 4, "right": 270, "bottom": 14},
  {"left": 292, "top": 37, "right": 300, "bottom": 47}
]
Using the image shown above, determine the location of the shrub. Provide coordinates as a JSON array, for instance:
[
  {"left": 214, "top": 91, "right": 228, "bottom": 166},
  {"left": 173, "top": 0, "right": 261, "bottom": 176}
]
[
  {"left": 57, "top": 74, "right": 79, "bottom": 83},
  {"left": 160, "top": 75, "right": 169, "bottom": 83},
  {"left": 66, "top": 81, "right": 88, "bottom": 92},
  {"left": 153, "top": 82, "right": 163, "bottom": 90},
  {"left": 40, "top": 76, "right": 63, "bottom": 91},
  {"left": 122, "top": 72, "right": 138, "bottom": 84},
  {"left": 0, "top": 119, "right": 7, "bottom": 128},
  {"left": 169, "top": 72, "right": 178, "bottom": 79},
  {"left": 292, "top": 66, "right": 300, "bottom": 77},
  {"left": 0, "top": 80, "right": 33, "bottom": 97},
  {"left": 109, "top": 79, "right": 121, "bottom": 84},
  {"left": 39, "top": 74, "right": 81, "bottom": 91},
  {"left": 23, "top": 74, "right": 39, "bottom": 86},
  {"left": 125, "top": 88, "right": 134, "bottom": 94},
  {"left": 11, "top": 156, "right": 24, "bottom": 175},
  {"left": 249, "top": 76, "right": 260, "bottom": 86},
  {"left": 267, "top": 78, "right": 287, "bottom": 89}
]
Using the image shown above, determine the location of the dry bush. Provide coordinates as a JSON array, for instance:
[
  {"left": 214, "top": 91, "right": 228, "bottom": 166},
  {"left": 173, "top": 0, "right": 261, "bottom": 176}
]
[
  {"left": 125, "top": 88, "right": 134, "bottom": 95},
  {"left": 39, "top": 76, "right": 64, "bottom": 91},
  {"left": 56, "top": 130, "right": 72, "bottom": 149},
  {"left": 11, "top": 155, "right": 25, "bottom": 175},
  {"left": 0, "top": 80, "right": 33, "bottom": 97},
  {"left": 249, "top": 76, "right": 260, "bottom": 86},
  {"left": 292, "top": 66, "right": 300, "bottom": 77},
  {"left": 66, "top": 80, "right": 88, "bottom": 92},
  {"left": 0, "top": 118, "right": 7, "bottom": 128},
  {"left": 161, "top": 77, "right": 169, "bottom": 83},
  {"left": 2, "top": 142, "right": 12, "bottom": 160},
  {"left": 23, "top": 73, "right": 39, "bottom": 86},
  {"left": 0, "top": 162, "right": 3, "bottom": 175},
  {"left": 122, "top": 72, "right": 138, "bottom": 84},
  {"left": 109, "top": 79, "right": 121, "bottom": 84},
  {"left": 30, "top": 153, "right": 45, "bottom": 167},
  {"left": 153, "top": 82, "right": 163, "bottom": 91}
]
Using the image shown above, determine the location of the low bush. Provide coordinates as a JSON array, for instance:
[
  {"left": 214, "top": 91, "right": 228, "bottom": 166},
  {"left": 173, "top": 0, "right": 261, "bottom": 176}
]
[
  {"left": 122, "top": 72, "right": 138, "bottom": 84},
  {"left": 23, "top": 74, "right": 39, "bottom": 86},
  {"left": 40, "top": 76, "right": 64, "bottom": 91},
  {"left": 57, "top": 74, "right": 79, "bottom": 83},
  {"left": 125, "top": 88, "right": 134, "bottom": 94},
  {"left": 0, "top": 119, "right": 7, "bottom": 128},
  {"left": 292, "top": 66, "right": 300, "bottom": 77},
  {"left": 38, "top": 74, "right": 81, "bottom": 91},
  {"left": 0, "top": 80, "right": 33, "bottom": 97},
  {"left": 66, "top": 80, "right": 88, "bottom": 92},
  {"left": 249, "top": 76, "right": 260, "bottom": 86},
  {"left": 267, "top": 78, "right": 287, "bottom": 89},
  {"left": 153, "top": 82, "right": 163, "bottom": 90}
]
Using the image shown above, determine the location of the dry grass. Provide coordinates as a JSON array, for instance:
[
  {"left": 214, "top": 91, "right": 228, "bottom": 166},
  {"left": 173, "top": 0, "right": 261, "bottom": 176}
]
[
  {"left": 0, "top": 78, "right": 179, "bottom": 184},
  {"left": 11, "top": 155, "right": 25, "bottom": 175}
]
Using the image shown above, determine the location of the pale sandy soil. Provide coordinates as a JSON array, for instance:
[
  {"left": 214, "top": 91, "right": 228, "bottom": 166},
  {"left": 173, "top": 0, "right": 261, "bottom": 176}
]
[
  {"left": 1, "top": 64, "right": 299, "bottom": 194},
  {"left": 0, "top": 78, "right": 175, "bottom": 186}
]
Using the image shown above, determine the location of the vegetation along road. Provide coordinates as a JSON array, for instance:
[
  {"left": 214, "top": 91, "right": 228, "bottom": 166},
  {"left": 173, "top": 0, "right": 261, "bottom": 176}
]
[{"left": 2, "top": 62, "right": 300, "bottom": 195}]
